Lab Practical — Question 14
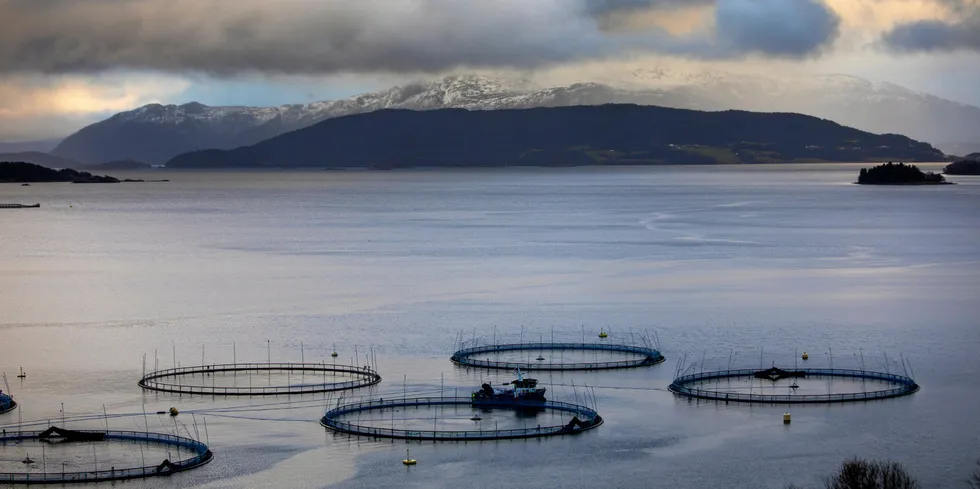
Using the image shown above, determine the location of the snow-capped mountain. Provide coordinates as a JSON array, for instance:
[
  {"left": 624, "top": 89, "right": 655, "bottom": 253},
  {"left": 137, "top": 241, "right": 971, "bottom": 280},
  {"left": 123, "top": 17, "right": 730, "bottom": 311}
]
[
  {"left": 613, "top": 69, "right": 980, "bottom": 155},
  {"left": 52, "top": 73, "right": 980, "bottom": 164},
  {"left": 51, "top": 76, "right": 667, "bottom": 164}
]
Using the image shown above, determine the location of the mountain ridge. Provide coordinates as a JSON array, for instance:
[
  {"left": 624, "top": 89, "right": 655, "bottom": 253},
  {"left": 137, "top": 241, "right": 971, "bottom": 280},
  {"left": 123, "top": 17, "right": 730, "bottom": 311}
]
[
  {"left": 0, "top": 151, "right": 83, "bottom": 169},
  {"left": 52, "top": 73, "right": 980, "bottom": 165},
  {"left": 0, "top": 139, "right": 62, "bottom": 153},
  {"left": 165, "top": 104, "right": 945, "bottom": 169}
]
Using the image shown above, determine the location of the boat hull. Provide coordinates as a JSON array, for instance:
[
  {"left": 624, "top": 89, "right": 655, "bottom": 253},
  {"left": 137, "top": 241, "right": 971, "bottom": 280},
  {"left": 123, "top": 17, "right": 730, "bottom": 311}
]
[{"left": 0, "top": 396, "right": 16, "bottom": 414}]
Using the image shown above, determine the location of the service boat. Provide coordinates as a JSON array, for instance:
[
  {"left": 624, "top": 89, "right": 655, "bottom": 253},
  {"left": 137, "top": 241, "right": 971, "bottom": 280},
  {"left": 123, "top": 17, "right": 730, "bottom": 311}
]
[
  {"left": 0, "top": 390, "right": 16, "bottom": 414},
  {"left": 472, "top": 369, "right": 547, "bottom": 405}
]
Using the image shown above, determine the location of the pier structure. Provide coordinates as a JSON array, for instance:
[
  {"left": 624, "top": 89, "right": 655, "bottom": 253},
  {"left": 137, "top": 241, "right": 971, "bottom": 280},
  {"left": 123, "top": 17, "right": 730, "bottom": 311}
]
[{"left": 0, "top": 204, "right": 40, "bottom": 209}]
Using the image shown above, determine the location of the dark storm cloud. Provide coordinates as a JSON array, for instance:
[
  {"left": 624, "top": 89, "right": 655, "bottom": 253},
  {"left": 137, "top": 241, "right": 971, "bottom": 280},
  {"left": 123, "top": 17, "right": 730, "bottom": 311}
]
[
  {"left": 582, "top": 0, "right": 714, "bottom": 16},
  {"left": 881, "top": 0, "right": 980, "bottom": 52},
  {"left": 712, "top": 0, "right": 841, "bottom": 57},
  {"left": 0, "top": 0, "right": 842, "bottom": 76},
  {"left": 883, "top": 19, "right": 980, "bottom": 51}
]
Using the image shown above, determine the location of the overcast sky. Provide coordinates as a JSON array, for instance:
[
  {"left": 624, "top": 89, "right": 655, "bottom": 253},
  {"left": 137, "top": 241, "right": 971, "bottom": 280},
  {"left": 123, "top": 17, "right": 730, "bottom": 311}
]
[{"left": 1, "top": 0, "right": 978, "bottom": 142}]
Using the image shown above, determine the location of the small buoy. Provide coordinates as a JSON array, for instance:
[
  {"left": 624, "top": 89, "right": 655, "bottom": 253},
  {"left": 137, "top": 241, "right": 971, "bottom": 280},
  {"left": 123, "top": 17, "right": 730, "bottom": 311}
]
[
  {"left": 22, "top": 456, "right": 35, "bottom": 464},
  {"left": 169, "top": 407, "right": 179, "bottom": 416},
  {"left": 801, "top": 352, "right": 808, "bottom": 360},
  {"left": 790, "top": 381, "right": 799, "bottom": 389},
  {"left": 402, "top": 449, "right": 417, "bottom": 466},
  {"left": 331, "top": 352, "right": 338, "bottom": 358},
  {"left": 470, "top": 414, "right": 482, "bottom": 421},
  {"left": 598, "top": 328, "right": 608, "bottom": 339},
  {"left": 783, "top": 412, "right": 791, "bottom": 424},
  {"left": 535, "top": 356, "right": 545, "bottom": 361}
]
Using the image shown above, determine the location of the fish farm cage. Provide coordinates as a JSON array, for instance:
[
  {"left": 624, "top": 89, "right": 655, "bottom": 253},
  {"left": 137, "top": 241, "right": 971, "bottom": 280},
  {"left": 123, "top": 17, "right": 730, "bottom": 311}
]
[
  {"left": 0, "top": 427, "right": 212, "bottom": 484},
  {"left": 138, "top": 362, "right": 381, "bottom": 396},
  {"left": 451, "top": 342, "right": 665, "bottom": 371},
  {"left": 668, "top": 366, "right": 920, "bottom": 404},
  {"left": 321, "top": 397, "right": 603, "bottom": 441}
]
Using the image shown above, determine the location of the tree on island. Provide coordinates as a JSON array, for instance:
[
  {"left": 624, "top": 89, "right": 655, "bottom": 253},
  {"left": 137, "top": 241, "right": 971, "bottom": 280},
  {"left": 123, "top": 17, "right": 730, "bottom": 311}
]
[
  {"left": 787, "top": 457, "right": 980, "bottom": 488},
  {"left": 857, "top": 161, "right": 946, "bottom": 185},
  {"left": 787, "top": 458, "right": 918, "bottom": 489},
  {"left": 824, "top": 459, "right": 920, "bottom": 489}
]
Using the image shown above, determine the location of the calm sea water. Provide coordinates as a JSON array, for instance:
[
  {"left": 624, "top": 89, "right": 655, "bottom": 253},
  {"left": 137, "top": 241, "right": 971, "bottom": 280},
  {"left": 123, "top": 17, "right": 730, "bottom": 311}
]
[{"left": 1, "top": 164, "right": 978, "bottom": 488}]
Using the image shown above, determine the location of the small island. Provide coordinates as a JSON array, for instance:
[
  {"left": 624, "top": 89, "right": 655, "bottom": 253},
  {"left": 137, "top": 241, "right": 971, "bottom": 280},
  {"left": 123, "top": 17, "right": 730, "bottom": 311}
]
[
  {"left": 0, "top": 161, "right": 119, "bottom": 183},
  {"left": 856, "top": 161, "right": 951, "bottom": 185},
  {"left": 943, "top": 159, "right": 980, "bottom": 175}
]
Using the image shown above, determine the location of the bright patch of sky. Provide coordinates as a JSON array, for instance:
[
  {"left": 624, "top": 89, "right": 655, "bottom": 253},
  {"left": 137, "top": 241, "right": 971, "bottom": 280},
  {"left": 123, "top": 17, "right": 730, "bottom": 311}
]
[{"left": 175, "top": 77, "right": 392, "bottom": 108}]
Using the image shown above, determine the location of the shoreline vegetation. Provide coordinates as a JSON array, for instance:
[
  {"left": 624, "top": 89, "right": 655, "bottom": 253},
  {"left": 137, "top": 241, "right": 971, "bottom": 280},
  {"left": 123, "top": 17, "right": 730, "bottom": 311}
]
[{"left": 856, "top": 161, "right": 951, "bottom": 185}]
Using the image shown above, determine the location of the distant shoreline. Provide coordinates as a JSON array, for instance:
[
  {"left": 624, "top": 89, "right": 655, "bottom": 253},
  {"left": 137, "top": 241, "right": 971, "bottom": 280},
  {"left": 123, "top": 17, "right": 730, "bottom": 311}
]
[{"left": 159, "top": 161, "right": 954, "bottom": 171}]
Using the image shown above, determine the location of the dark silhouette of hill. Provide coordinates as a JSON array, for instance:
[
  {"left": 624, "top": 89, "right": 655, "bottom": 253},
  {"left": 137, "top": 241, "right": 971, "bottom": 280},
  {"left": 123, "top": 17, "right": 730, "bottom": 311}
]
[
  {"left": 167, "top": 105, "right": 944, "bottom": 168},
  {"left": 857, "top": 162, "right": 948, "bottom": 185},
  {"left": 0, "top": 151, "right": 83, "bottom": 169},
  {"left": 0, "top": 152, "right": 148, "bottom": 171},
  {"left": 51, "top": 105, "right": 268, "bottom": 165},
  {"left": 0, "top": 139, "right": 61, "bottom": 153},
  {"left": 943, "top": 160, "right": 980, "bottom": 175},
  {"left": 43, "top": 74, "right": 980, "bottom": 164},
  {"left": 0, "top": 162, "right": 119, "bottom": 183}
]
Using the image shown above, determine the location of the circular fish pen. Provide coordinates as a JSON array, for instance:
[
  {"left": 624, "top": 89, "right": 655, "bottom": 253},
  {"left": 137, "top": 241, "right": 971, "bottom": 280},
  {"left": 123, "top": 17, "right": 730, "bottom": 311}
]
[
  {"left": 0, "top": 427, "right": 212, "bottom": 484},
  {"left": 451, "top": 342, "right": 665, "bottom": 371},
  {"left": 669, "top": 366, "right": 919, "bottom": 404},
  {"left": 138, "top": 362, "right": 381, "bottom": 396},
  {"left": 321, "top": 397, "right": 603, "bottom": 441}
]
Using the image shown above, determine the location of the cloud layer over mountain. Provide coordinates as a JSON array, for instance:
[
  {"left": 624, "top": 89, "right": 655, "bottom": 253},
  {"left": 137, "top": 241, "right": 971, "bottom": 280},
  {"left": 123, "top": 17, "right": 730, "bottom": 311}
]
[
  {"left": 882, "top": 0, "right": 980, "bottom": 52},
  {"left": 1, "top": 0, "right": 978, "bottom": 143},
  {"left": 0, "top": 0, "right": 841, "bottom": 76}
]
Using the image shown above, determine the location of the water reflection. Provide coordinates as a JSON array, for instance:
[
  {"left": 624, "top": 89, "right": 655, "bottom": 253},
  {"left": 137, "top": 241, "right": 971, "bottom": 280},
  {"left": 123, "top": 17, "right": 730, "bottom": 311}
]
[{"left": 1, "top": 165, "right": 978, "bottom": 488}]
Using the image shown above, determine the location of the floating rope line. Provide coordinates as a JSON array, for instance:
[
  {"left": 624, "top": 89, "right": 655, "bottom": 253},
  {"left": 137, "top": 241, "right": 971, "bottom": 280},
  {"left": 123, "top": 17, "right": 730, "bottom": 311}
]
[
  {"left": 0, "top": 428, "right": 212, "bottom": 484},
  {"left": 668, "top": 366, "right": 919, "bottom": 404},
  {"left": 321, "top": 397, "right": 603, "bottom": 441},
  {"left": 451, "top": 342, "right": 665, "bottom": 371},
  {"left": 138, "top": 362, "right": 381, "bottom": 396}
]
